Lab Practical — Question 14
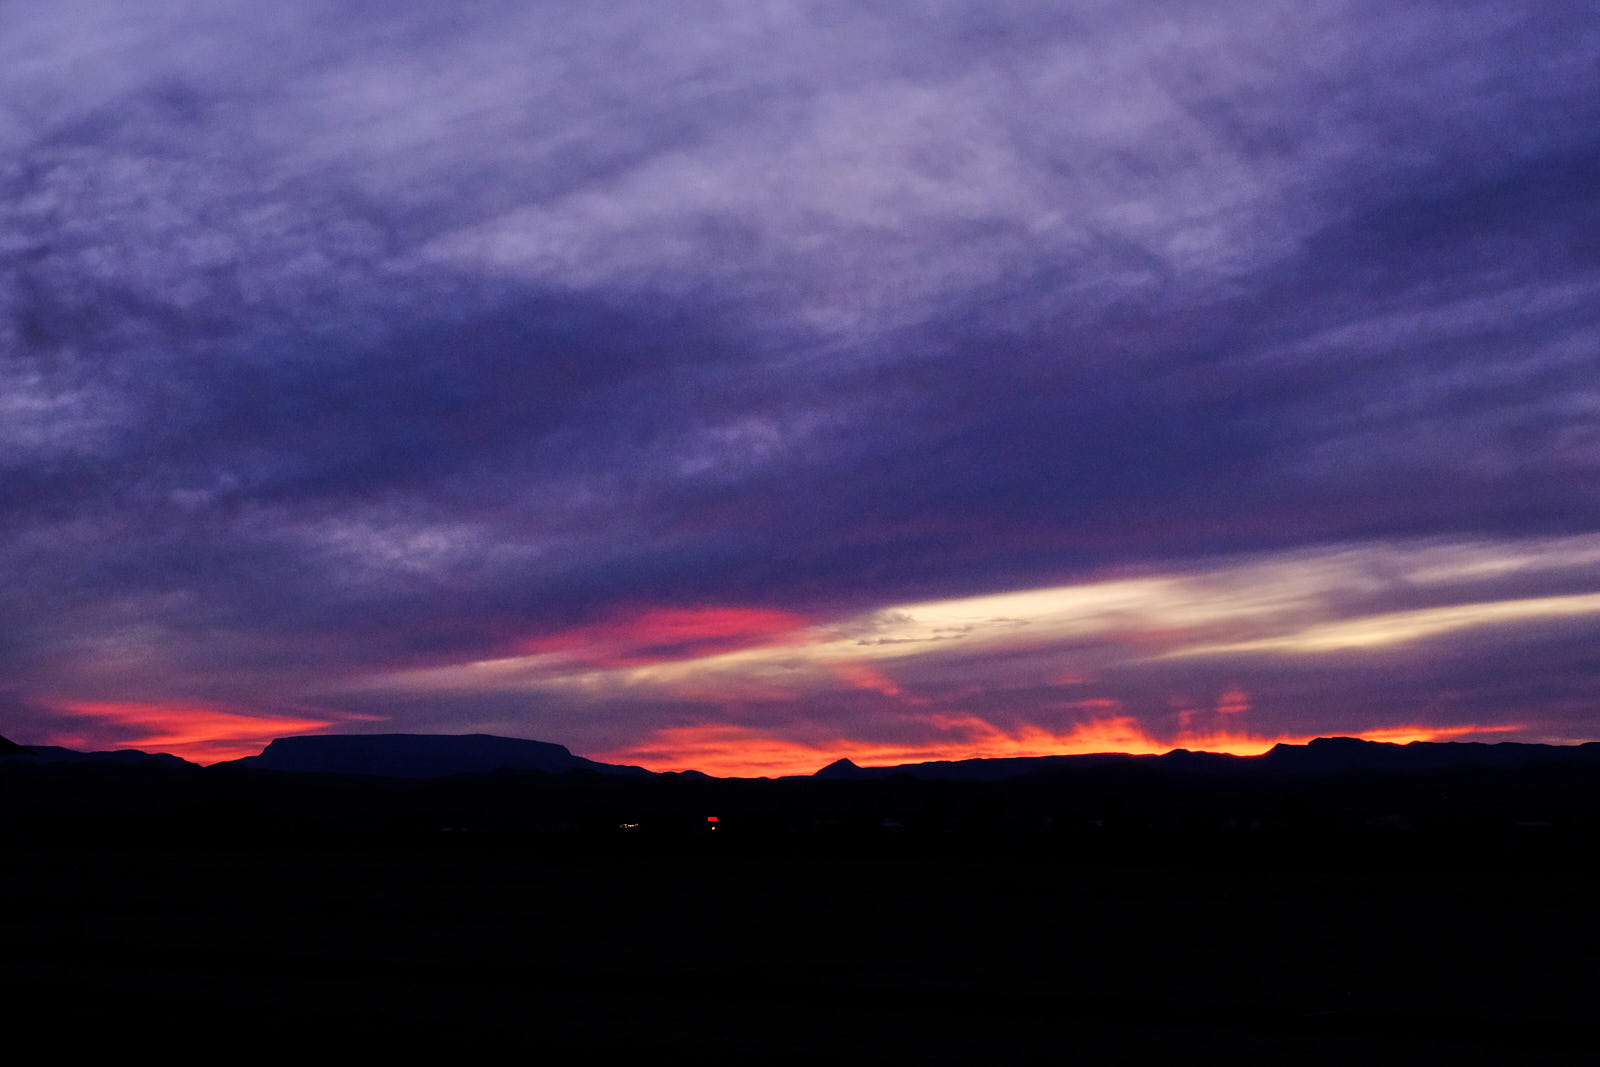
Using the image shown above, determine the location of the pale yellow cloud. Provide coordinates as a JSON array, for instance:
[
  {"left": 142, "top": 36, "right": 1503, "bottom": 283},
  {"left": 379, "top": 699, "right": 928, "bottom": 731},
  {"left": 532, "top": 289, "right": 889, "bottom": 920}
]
[
  {"left": 357, "top": 535, "right": 1600, "bottom": 699},
  {"left": 1161, "top": 592, "right": 1600, "bottom": 658}
]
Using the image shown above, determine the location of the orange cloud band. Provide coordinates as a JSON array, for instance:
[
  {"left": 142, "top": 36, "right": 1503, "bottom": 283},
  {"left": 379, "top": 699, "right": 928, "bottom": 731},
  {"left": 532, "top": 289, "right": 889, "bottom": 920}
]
[{"left": 596, "top": 714, "right": 1520, "bottom": 778}]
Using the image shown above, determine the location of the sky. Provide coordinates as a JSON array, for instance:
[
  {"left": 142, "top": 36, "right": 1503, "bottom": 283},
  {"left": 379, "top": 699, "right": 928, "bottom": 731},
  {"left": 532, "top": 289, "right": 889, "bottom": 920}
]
[{"left": 2, "top": 1, "right": 1598, "bottom": 774}]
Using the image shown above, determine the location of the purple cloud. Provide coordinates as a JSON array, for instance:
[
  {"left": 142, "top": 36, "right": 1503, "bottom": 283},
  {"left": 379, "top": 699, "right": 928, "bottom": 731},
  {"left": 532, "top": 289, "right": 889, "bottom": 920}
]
[{"left": 2, "top": 2, "right": 1597, "bottom": 760}]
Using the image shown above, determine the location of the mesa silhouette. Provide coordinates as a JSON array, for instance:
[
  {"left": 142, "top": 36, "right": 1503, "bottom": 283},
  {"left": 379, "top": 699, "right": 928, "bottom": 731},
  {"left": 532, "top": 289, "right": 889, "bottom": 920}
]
[{"left": 229, "top": 732, "right": 653, "bottom": 778}]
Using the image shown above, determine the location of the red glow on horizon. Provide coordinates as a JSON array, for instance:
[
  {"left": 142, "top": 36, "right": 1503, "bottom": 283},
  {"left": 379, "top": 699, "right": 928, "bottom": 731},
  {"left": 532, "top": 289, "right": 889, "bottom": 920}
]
[
  {"left": 596, "top": 716, "right": 1524, "bottom": 778},
  {"left": 42, "top": 700, "right": 356, "bottom": 764},
  {"left": 515, "top": 606, "right": 813, "bottom": 667}
]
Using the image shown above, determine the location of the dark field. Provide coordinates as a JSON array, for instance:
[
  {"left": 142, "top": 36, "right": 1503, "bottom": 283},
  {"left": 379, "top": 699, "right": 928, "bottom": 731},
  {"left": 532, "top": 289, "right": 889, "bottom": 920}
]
[{"left": 3, "top": 839, "right": 1594, "bottom": 1063}]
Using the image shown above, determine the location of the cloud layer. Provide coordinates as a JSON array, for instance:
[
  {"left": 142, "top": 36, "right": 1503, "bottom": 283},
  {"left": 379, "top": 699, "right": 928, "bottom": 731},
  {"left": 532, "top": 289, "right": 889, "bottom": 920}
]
[{"left": 2, "top": 2, "right": 1597, "bottom": 765}]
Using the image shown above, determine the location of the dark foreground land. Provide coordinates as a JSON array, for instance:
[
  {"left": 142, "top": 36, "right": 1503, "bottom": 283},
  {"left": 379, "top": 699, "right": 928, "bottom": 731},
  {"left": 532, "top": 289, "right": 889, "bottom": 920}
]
[
  {"left": 3, "top": 837, "right": 1596, "bottom": 1064},
  {"left": 2, "top": 744, "right": 1597, "bottom": 1062}
]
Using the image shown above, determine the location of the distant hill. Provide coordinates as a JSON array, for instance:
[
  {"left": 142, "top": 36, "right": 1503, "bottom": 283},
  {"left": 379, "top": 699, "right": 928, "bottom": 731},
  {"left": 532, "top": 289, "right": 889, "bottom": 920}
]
[
  {"left": 812, "top": 751, "right": 1146, "bottom": 781},
  {"left": 226, "top": 733, "right": 653, "bottom": 779},
  {"left": 1257, "top": 736, "right": 1600, "bottom": 773},
  {"left": 812, "top": 737, "right": 1600, "bottom": 781},
  {"left": 0, "top": 736, "right": 195, "bottom": 769}
]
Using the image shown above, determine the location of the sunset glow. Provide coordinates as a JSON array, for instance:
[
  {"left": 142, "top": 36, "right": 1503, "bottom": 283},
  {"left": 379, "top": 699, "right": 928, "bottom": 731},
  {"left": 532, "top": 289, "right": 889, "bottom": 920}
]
[
  {"left": 595, "top": 715, "right": 1521, "bottom": 779},
  {"left": 43, "top": 701, "right": 356, "bottom": 764},
  {"left": 25, "top": 537, "right": 1574, "bottom": 767},
  {"left": 513, "top": 607, "right": 813, "bottom": 668},
  {"left": 324, "top": 537, "right": 1589, "bottom": 774},
  {"left": 382, "top": 538, "right": 1600, "bottom": 695},
  {"left": 3, "top": 4, "right": 1596, "bottom": 768}
]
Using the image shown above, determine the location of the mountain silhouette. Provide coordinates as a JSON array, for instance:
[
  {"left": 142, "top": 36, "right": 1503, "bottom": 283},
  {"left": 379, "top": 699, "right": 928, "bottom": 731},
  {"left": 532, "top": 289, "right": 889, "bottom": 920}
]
[
  {"left": 1259, "top": 736, "right": 1600, "bottom": 774},
  {"left": 810, "top": 751, "right": 1144, "bottom": 781},
  {"left": 814, "top": 757, "right": 866, "bottom": 779},
  {"left": 0, "top": 737, "right": 194, "bottom": 768},
  {"left": 810, "top": 737, "right": 1600, "bottom": 781},
  {"left": 6, "top": 732, "right": 1600, "bottom": 867},
  {"left": 226, "top": 733, "right": 652, "bottom": 778}
]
